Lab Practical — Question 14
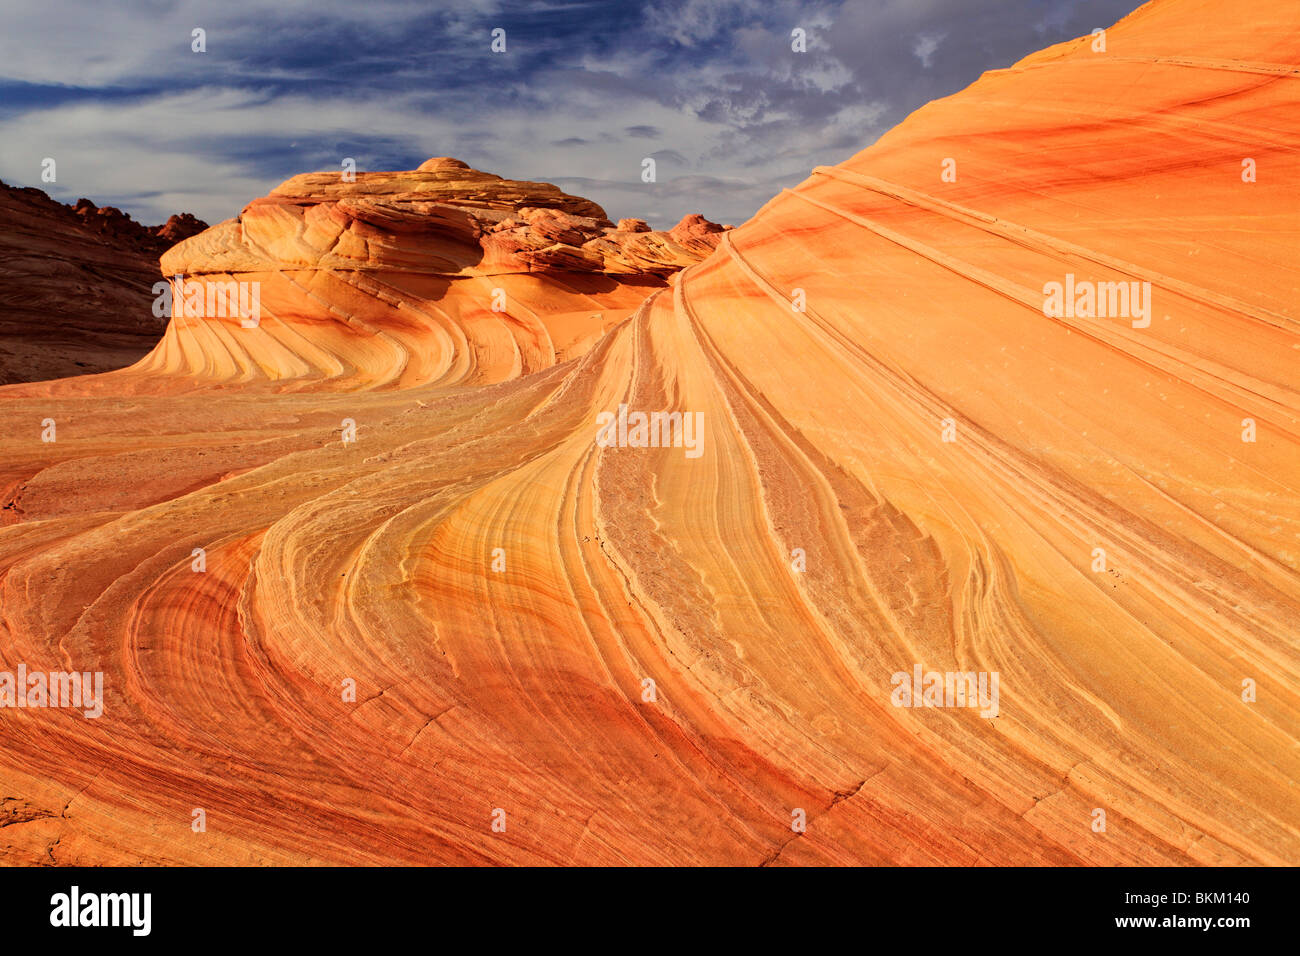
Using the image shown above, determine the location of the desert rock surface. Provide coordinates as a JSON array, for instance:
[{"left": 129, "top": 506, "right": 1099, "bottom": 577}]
[
  {"left": 143, "top": 157, "right": 727, "bottom": 390},
  {"left": 0, "top": 0, "right": 1296, "bottom": 865},
  {"left": 0, "top": 182, "right": 206, "bottom": 385}
]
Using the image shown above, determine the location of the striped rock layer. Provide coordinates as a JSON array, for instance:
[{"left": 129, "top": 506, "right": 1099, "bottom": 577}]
[
  {"left": 139, "top": 157, "right": 726, "bottom": 391},
  {"left": 0, "top": 0, "right": 1296, "bottom": 865}
]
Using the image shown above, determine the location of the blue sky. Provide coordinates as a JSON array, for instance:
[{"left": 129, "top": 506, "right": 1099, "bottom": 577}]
[{"left": 0, "top": 0, "right": 1144, "bottom": 229}]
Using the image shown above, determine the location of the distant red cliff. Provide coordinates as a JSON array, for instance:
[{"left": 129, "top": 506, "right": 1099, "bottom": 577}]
[{"left": 0, "top": 180, "right": 207, "bottom": 384}]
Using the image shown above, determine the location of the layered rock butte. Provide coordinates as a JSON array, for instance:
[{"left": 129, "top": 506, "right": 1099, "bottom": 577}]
[
  {"left": 144, "top": 156, "right": 727, "bottom": 390},
  {"left": 0, "top": 181, "right": 206, "bottom": 385},
  {"left": 0, "top": 0, "right": 1297, "bottom": 866}
]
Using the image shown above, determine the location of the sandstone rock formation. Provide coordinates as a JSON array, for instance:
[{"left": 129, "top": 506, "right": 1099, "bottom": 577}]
[
  {"left": 0, "top": 181, "right": 207, "bottom": 384},
  {"left": 70, "top": 198, "right": 207, "bottom": 255},
  {"left": 0, "top": 0, "right": 1296, "bottom": 866},
  {"left": 145, "top": 158, "right": 728, "bottom": 390}
]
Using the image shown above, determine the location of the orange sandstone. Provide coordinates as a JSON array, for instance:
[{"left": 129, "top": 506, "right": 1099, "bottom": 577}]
[
  {"left": 0, "top": 0, "right": 1295, "bottom": 866},
  {"left": 142, "top": 159, "right": 727, "bottom": 391}
]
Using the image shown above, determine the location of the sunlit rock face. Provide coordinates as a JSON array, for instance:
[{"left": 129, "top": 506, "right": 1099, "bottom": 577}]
[
  {"left": 140, "top": 159, "right": 727, "bottom": 392},
  {"left": 0, "top": 0, "right": 1296, "bottom": 866}
]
